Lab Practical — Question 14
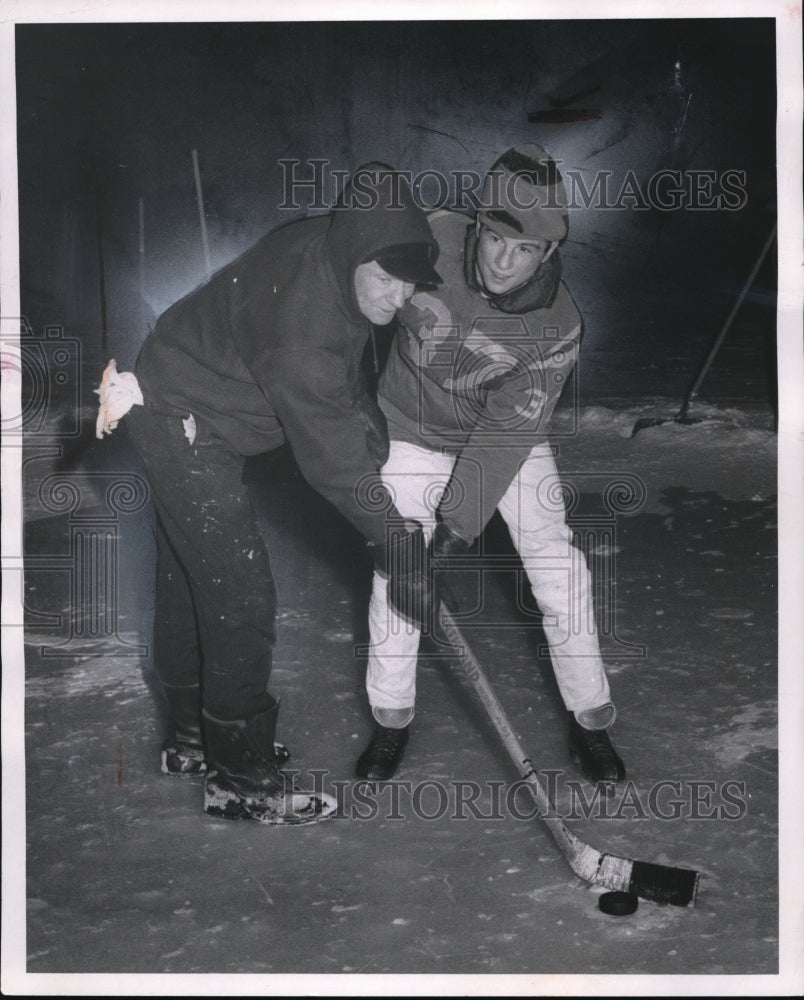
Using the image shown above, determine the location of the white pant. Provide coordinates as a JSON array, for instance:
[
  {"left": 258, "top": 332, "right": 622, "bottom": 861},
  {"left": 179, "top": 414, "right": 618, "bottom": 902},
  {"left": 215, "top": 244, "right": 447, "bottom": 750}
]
[{"left": 367, "top": 439, "right": 612, "bottom": 716}]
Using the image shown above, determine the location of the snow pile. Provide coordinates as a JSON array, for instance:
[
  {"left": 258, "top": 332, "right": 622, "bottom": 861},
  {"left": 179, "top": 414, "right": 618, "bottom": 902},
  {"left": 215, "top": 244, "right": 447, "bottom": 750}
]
[
  {"left": 555, "top": 401, "right": 775, "bottom": 440},
  {"left": 551, "top": 403, "right": 777, "bottom": 513}
]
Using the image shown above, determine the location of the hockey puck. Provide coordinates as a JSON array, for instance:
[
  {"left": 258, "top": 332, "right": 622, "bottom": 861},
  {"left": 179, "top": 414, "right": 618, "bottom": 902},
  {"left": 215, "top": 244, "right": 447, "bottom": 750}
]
[{"left": 598, "top": 891, "right": 639, "bottom": 916}]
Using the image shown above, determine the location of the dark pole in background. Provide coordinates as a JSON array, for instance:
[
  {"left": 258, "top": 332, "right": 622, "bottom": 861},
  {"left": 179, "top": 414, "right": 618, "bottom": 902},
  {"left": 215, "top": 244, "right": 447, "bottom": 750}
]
[
  {"left": 138, "top": 197, "right": 146, "bottom": 335},
  {"left": 88, "top": 62, "right": 109, "bottom": 355},
  {"left": 192, "top": 148, "right": 212, "bottom": 280},
  {"left": 93, "top": 165, "right": 108, "bottom": 354}
]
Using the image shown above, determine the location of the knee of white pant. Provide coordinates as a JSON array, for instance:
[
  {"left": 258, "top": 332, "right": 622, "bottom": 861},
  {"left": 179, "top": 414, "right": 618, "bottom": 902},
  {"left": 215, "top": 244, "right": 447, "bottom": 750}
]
[
  {"left": 525, "top": 568, "right": 592, "bottom": 608},
  {"left": 379, "top": 441, "right": 453, "bottom": 531},
  {"left": 510, "top": 519, "right": 575, "bottom": 556}
]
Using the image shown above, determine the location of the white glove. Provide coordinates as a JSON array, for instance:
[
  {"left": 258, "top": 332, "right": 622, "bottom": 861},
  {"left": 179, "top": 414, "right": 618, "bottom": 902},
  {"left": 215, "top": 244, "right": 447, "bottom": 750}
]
[{"left": 94, "top": 359, "right": 143, "bottom": 438}]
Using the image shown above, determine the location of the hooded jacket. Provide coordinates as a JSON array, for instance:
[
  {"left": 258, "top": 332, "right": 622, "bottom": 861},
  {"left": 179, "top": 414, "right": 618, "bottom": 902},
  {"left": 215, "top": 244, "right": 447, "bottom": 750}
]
[
  {"left": 379, "top": 209, "right": 582, "bottom": 542},
  {"left": 135, "top": 166, "right": 437, "bottom": 545}
]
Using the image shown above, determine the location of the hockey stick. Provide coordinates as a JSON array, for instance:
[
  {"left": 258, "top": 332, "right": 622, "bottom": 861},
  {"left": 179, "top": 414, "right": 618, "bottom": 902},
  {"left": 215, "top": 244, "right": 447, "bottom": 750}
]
[{"left": 436, "top": 601, "right": 700, "bottom": 906}]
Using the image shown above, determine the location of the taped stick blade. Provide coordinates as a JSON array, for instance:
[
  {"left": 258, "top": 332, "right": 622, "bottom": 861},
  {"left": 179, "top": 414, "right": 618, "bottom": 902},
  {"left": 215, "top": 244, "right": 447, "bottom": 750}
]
[
  {"left": 570, "top": 847, "right": 699, "bottom": 907},
  {"left": 629, "top": 860, "right": 700, "bottom": 907}
]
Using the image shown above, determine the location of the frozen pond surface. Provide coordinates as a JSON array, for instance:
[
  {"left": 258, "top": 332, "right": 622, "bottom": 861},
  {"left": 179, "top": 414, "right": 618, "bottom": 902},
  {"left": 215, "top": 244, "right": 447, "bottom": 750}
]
[{"left": 16, "top": 394, "right": 780, "bottom": 980}]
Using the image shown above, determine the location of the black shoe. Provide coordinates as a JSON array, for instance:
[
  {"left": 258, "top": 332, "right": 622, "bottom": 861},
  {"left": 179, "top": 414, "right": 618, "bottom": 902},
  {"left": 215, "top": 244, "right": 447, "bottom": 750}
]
[
  {"left": 356, "top": 723, "right": 409, "bottom": 780},
  {"left": 568, "top": 715, "right": 626, "bottom": 785}
]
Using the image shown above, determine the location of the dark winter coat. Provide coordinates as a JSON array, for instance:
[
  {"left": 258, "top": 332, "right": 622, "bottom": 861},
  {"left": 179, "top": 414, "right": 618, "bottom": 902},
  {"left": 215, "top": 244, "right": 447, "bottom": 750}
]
[
  {"left": 135, "top": 169, "right": 437, "bottom": 545},
  {"left": 379, "top": 209, "right": 582, "bottom": 541}
]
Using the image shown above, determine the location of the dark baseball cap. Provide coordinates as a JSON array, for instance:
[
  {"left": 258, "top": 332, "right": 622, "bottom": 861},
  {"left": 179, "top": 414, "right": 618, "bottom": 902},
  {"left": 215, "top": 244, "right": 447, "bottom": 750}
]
[{"left": 368, "top": 242, "right": 442, "bottom": 286}]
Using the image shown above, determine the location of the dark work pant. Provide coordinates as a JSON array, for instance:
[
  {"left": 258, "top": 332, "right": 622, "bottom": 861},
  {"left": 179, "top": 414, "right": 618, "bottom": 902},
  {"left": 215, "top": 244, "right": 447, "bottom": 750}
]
[{"left": 127, "top": 403, "right": 277, "bottom": 719}]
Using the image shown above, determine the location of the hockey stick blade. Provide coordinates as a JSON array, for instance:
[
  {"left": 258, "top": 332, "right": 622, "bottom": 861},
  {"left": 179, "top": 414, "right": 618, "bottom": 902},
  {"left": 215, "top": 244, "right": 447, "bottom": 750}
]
[{"left": 437, "top": 603, "right": 700, "bottom": 907}]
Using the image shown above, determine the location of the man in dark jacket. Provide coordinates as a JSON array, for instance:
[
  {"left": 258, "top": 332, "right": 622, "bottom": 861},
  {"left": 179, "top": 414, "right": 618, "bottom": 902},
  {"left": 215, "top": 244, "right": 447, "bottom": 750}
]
[
  {"left": 357, "top": 145, "right": 626, "bottom": 789},
  {"left": 125, "top": 163, "right": 440, "bottom": 825}
]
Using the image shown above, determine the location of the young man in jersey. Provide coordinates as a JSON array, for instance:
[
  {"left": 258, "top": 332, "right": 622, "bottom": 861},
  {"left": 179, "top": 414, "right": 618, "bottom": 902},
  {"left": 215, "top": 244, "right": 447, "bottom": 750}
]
[{"left": 357, "top": 145, "right": 626, "bottom": 789}]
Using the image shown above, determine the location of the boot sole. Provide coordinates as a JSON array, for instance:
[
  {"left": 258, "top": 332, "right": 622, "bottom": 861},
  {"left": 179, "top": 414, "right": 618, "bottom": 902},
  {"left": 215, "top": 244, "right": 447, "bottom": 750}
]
[{"left": 204, "top": 775, "right": 337, "bottom": 826}]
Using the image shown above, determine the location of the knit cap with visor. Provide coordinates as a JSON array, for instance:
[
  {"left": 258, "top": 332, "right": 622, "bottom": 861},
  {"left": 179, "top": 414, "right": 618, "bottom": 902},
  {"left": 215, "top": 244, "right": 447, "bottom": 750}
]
[
  {"left": 477, "top": 144, "right": 568, "bottom": 243},
  {"left": 465, "top": 144, "right": 568, "bottom": 313}
]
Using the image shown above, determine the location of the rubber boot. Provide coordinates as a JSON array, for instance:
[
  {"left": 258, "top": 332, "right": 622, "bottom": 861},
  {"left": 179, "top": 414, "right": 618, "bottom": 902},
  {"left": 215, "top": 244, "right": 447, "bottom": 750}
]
[
  {"left": 203, "top": 703, "right": 337, "bottom": 825},
  {"left": 161, "top": 683, "right": 206, "bottom": 776},
  {"left": 160, "top": 683, "right": 291, "bottom": 777}
]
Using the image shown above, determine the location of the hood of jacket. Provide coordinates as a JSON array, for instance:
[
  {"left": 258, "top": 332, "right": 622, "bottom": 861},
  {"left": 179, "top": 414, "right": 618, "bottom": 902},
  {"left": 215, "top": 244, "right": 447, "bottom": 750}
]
[{"left": 324, "top": 163, "right": 439, "bottom": 317}]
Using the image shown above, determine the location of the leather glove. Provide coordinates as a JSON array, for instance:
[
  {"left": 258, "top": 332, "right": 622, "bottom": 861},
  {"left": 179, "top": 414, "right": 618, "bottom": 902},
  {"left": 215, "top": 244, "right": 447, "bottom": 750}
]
[
  {"left": 373, "top": 521, "right": 433, "bottom": 631},
  {"left": 429, "top": 521, "right": 471, "bottom": 612}
]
